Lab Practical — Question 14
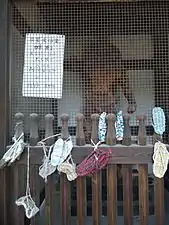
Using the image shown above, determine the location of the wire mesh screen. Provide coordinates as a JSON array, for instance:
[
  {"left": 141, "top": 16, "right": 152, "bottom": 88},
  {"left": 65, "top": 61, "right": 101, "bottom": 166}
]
[{"left": 10, "top": 1, "right": 169, "bottom": 144}]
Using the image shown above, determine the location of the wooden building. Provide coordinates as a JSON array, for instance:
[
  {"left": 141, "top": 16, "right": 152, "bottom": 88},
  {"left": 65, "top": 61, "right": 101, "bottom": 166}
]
[{"left": 0, "top": 0, "right": 169, "bottom": 224}]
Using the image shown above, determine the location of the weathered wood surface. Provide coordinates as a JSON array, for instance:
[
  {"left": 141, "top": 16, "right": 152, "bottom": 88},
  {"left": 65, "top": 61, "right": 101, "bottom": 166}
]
[
  {"left": 3, "top": 112, "right": 165, "bottom": 225},
  {"left": 5, "top": 112, "right": 156, "bottom": 165},
  {"left": 6, "top": 144, "right": 154, "bottom": 165}
]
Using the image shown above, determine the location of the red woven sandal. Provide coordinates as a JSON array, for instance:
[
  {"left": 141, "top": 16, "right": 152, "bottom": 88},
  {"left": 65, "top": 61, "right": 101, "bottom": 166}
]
[{"left": 76, "top": 147, "right": 111, "bottom": 177}]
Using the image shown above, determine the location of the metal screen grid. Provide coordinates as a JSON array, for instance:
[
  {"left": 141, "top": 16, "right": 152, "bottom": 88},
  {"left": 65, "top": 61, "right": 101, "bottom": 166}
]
[{"left": 10, "top": 1, "right": 169, "bottom": 144}]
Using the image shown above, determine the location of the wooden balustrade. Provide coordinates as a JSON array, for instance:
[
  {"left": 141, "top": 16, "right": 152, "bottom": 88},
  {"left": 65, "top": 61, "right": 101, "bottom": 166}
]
[
  {"left": 4, "top": 112, "right": 166, "bottom": 225},
  {"left": 12, "top": 111, "right": 152, "bottom": 148}
]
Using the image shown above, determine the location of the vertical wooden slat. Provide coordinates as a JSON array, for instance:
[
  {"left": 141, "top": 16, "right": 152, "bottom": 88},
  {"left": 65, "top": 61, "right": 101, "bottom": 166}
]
[
  {"left": 106, "top": 114, "right": 116, "bottom": 145},
  {"left": 0, "top": 1, "right": 9, "bottom": 224},
  {"left": 29, "top": 113, "right": 39, "bottom": 145},
  {"left": 45, "top": 173, "right": 57, "bottom": 225},
  {"left": 60, "top": 114, "right": 70, "bottom": 141},
  {"left": 91, "top": 114, "right": 99, "bottom": 144},
  {"left": 137, "top": 115, "right": 147, "bottom": 146},
  {"left": 76, "top": 177, "right": 86, "bottom": 225},
  {"left": 11, "top": 164, "right": 25, "bottom": 225},
  {"left": 122, "top": 164, "right": 133, "bottom": 225},
  {"left": 30, "top": 165, "right": 40, "bottom": 225},
  {"left": 155, "top": 178, "right": 164, "bottom": 225},
  {"left": 107, "top": 165, "right": 117, "bottom": 225},
  {"left": 92, "top": 171, "right": 101, "bottom": 225},
  {"left": 45, "top": 114, "right": 54, "bottom": 145},
  {"left": 138, "top": 164, "right": 148, "bottom": 225},
  {"left": 122, "top": 114, "right": 131, "bottom": 146},
  {"left": 75, "top": 113, "right": 85, "bottom": 146},
  {"left": 14, "top": 113, "right": 24, "bottom": 138},
  {"left": 60, "top": 173, "right": 71, "bottom": 225}
]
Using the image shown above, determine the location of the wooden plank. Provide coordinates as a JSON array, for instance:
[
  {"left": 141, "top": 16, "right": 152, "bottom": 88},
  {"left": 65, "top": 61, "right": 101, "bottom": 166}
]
[
  {"left": 11, "top": 165, "right": 25, "bottom": 225},
  {"left": 92, "top": 171, "right": 101, "bottom": 225},
  {"left": 107, "top": 165, "right": 117, "bottom": 225},
  {"left": 45, "top": 173, "right": 57, "bottom": 225},
  {"left": 60, "top": 173, "right": 71, "bottom": 225},
  {"left": 138, "top": 164, "right": 148, "bottom": 225},
  {"left": 122, "top": 164, "right": 133, "bottom": 225},
  {"left": 155, "top": 178, "right": 164, "bottom": 225},
  {"left": 16, "top": 145, "right": 155, "bottom": 165},
  {"left": 76, "top": 177, "right": 86, "bottom": 225},
  {"left": 0, "top": 0, "right": 10, "bottom": 224},
  {"left": 13, "top": 0, "right": 154, "bottom": 3},
  {"left": 0, "top": 169, "right": 7, "bottom": 225},
  {"left": 0, "top": 0, "right": 9, "bottom": 154},
  {"left": 30, "top": 165, "right": 41, "bottom": 225}
]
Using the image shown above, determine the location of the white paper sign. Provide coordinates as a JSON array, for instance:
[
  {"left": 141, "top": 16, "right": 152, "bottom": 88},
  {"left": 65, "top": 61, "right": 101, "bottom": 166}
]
[{"left": 22, "top": 33, "right": 65, "bottom": 98}]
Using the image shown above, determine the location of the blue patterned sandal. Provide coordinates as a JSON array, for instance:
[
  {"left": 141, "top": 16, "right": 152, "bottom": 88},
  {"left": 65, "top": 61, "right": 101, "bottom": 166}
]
[
  {"left": 98, "top": 112, "right": 107, "bottom": 142},
  {"left": 115, "top": 110, "right": 124, "bottom": 141},
  {"left": 152, "top": 107, "right": 166, "bottom": 137}
]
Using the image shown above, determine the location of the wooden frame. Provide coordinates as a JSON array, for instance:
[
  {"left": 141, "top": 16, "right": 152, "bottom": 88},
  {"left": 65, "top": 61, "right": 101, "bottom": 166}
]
[
  {"left": 4, "top": 112, "right": 165, "bottom": 225},
  {"left": 1, "top": 1, "right": 168, "bottom": 224},
  {"left": 0, "top": 0, "right": 10, "bottom": 225}
]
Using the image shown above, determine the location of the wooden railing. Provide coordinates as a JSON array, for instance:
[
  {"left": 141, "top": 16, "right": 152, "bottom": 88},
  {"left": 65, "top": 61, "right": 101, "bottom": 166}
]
[{"left": 5, "top": 112, "right": 165, "bottom": 225}]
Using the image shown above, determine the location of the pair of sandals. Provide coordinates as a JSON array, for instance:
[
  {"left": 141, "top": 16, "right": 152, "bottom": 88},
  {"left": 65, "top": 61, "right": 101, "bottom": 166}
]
[
  {"left": 98, "top": 111, "right": 124, "bottom": 142},
  {"left": 39, "top": 136, "right": 77, "bottom": 182}
]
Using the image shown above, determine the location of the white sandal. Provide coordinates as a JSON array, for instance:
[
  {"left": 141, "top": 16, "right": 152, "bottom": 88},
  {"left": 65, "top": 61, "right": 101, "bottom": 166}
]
[
  {"left": 57, "top": 155, "right": 77, "bottom": 181},
  {"left": 51, "top": 137, "right": 73, "bottom": 167},
  {"left": 153, "top": 141, "right": 169, "bottom": 178}
]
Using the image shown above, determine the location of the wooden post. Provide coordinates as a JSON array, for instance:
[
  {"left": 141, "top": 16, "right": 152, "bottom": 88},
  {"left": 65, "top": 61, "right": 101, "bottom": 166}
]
[
  {"left": 75, "top": 113, "right": 85, "bottom": 146},
  {"left": 91, "top": 114, "right": 99, "bottom": 144},
  {"left": 29, "top": 113, "right": 39, "bottom": 146},
  {"left": 137, "top": 115, "right": 147, "bottom": 146},
  {"left": 122, "top": 113, "right": 131, "bottom": 146},
  {"left": 45, "top": 114, "right": 54, "bottom": 145},
  {"left": 0, "top": 1, "right": 9, "bottom": 224},
  {"left": 106, "top": 113, "right": 116, "bottom": 145},
  {"left": 14, "top": 112, "right": 24, "bottom": 139},
  {"left": 60, "top": 114, "right": 69, "bottom": 140}
]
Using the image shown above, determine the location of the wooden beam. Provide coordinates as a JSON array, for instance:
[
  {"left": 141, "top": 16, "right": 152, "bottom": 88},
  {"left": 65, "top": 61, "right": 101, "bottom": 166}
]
[
  {"left": 0, "top": 1, "right": 10, "bottom": 224},
  {"left": 6, "top": 144, "right": 156, "bottom": 165},
  {"left": 13, "top": 0, "right": 162, "bottom": 3}
]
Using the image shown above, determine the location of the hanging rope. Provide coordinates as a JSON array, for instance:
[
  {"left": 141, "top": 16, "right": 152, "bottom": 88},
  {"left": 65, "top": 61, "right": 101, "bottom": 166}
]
[{"left": 15, "top": 145, "right": 39, "bottom": 219}]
